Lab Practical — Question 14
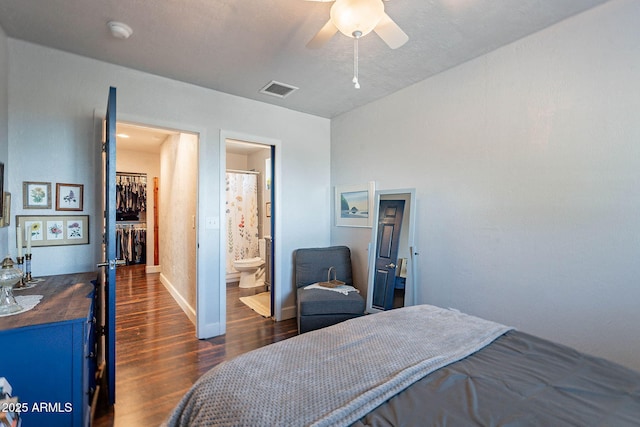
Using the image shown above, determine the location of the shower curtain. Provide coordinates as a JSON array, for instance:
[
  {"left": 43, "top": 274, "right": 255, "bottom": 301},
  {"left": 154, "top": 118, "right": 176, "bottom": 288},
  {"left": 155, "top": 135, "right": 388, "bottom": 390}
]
[{"left": 225, "top": 172, "right": 259, "bottom": 274}]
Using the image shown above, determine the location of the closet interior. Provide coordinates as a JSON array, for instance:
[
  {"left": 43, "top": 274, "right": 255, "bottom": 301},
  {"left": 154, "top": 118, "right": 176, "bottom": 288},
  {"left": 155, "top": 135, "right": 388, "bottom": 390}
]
[{"left": 116, "top": 172, "right": 147, "bottom": 265}]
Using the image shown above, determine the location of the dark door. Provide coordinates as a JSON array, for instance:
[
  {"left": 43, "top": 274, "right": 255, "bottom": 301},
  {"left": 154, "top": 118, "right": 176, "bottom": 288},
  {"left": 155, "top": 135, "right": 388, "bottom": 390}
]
[
  {"left": 269, "top": 146, "right": 275, "bottom": 317},
  {"left": 100, "top": 86, "right": 117, "bottom": 405},
  {"left": 371, "top": 199, "right": 405, "bottom": 310}
]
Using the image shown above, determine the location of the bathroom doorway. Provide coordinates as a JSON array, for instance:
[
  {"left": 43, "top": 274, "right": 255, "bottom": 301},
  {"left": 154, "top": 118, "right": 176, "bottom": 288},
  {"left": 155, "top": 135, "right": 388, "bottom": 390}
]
[{"left": 225, "top": 138, "right": 274, "bottom": 318}]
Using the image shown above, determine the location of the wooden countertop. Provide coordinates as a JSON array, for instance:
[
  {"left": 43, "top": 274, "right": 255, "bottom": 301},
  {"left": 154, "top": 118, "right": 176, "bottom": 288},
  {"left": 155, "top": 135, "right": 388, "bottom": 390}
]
[{"left": 0, "top": 271, "right": 97, "bottom": 331}]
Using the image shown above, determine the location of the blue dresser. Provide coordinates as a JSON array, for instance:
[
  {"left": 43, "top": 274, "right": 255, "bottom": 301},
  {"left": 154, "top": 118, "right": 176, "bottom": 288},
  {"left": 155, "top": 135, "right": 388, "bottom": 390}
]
[{"left": 0, "top": 272, "right": 96, "bottom": 427}]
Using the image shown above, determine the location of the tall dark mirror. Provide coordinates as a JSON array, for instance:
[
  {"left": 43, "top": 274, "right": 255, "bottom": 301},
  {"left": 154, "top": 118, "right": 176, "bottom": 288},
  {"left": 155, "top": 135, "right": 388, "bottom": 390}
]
[{"left": 366, "top": 189, "right": 417, "bottom": 313}]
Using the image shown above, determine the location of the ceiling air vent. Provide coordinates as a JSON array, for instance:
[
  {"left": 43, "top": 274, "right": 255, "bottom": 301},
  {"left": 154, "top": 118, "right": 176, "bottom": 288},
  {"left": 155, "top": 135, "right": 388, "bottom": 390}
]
[{"left": 260, "top": 81, "right": 299, "bottom": 99}]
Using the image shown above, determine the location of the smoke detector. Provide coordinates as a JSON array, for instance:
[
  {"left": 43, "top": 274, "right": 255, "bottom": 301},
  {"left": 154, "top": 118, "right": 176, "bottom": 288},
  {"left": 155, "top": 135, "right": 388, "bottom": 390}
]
[{"left": 108, "top": 21, "right": 133, "bottom": 39}]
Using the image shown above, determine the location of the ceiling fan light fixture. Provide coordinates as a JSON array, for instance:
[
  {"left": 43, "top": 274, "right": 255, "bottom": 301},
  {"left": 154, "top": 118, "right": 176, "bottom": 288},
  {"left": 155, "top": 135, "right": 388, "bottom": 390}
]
[
  {"left": 330, "top": 0, "right": 384, "bottom": 38},
  {"left": 306, "top": 0, "right": 407, "bottom": 89}
]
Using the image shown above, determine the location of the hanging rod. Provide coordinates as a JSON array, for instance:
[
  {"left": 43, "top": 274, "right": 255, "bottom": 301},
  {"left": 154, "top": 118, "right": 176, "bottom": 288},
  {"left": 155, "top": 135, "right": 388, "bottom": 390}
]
[
  {"left": 116, "top": 223, "right": 147, "bottom": 230},
  {"left": 117, "top": 171, "right": 148, "bottom": 177},
  {"left": 226, "top": 169, "right": 260, "bottom": 175}
]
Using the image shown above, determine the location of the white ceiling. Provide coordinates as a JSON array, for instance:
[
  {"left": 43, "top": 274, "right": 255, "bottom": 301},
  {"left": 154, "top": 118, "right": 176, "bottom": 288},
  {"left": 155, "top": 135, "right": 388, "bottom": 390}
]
[
  {"left": 116, "top": 123, "right": 263, "bottom": 155},
  {"left": 115, "top": 122, "right": 176, "bottom": 153},
  {"left": 0, "top": 0, "right": 609, "bottom": 118}
]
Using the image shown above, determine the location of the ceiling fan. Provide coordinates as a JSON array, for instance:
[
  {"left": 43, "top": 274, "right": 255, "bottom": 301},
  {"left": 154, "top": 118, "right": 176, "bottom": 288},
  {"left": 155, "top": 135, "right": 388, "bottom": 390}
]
[
  {"left": 305, "top": 0, "right": 408, "bottom": 88},
  {"left": 305, "top": 0, "right": 409, "bottom": 50}
]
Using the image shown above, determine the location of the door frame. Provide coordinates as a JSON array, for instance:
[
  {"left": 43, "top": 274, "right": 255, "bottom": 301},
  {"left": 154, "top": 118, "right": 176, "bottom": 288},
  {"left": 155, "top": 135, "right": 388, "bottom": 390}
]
[
  {"left": 113, "top": 112, "right": 207, "bottom": 333},
  {"left": 366, "top": 188, "right": 417, "bottom": 313},
  {"left": 219, "top": 130, "right": 282, "bottom": 328}
]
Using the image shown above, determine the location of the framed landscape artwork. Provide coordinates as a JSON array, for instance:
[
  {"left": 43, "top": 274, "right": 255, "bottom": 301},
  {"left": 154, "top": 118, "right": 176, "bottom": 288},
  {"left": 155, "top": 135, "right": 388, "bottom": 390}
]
[
  {"left": 0, "top": 192, "right": 10, "bottom": 227},
  {"left": 335, "top": 182, "right": 375, "bottom": 228},
  {"left": 0, "top": 163, "right": 4, "bottom": 215}
]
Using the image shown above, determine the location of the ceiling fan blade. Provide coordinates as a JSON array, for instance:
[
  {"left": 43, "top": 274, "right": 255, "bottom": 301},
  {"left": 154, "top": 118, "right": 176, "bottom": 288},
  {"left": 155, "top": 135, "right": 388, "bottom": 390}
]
[
  {"left": 374, "top": 12, "right": 409, "bottom": 49},
  {"left": 306, "top": 19, "right": 339, "bottom": 49}
]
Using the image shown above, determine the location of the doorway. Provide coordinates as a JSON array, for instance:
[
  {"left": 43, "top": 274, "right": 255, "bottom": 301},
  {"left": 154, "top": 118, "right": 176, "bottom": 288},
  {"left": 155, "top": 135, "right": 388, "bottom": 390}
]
[
  {"left": 225, "top": 138, "right": 274, "bottom": 318},
  {"left": 115, "top": 122, "right": 199, "bottom": 321}
]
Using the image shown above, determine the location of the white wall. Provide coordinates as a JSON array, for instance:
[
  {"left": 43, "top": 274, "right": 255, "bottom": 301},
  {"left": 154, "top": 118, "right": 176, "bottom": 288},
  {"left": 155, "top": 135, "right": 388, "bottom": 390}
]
[
  {"left": 226, "top": 153, "right": 246, "bottom": 170},
  {"left": 331, "top": 0, "right": 640, "bottom": 371},
  {"left": 159, "top": 133, "right": 198, "bottom": 318},
  {"left": 7, "top": 39, "right": 331, "bottom": 336}
]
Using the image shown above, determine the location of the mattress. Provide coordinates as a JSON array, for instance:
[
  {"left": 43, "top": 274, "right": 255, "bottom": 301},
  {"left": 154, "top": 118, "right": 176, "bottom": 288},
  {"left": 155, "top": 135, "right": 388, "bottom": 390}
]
[
  {"left": 163, "top": 305, "right": 640, "bottom": 427},
  {"left": 355, "top": 330, "right": 640, "bottom": 426}
]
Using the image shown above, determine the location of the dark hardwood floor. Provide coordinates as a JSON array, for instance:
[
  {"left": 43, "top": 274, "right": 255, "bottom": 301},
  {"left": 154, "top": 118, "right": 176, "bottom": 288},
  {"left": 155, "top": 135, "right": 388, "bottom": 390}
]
[{"left": 93, "top": 265, "right": 298, "bottom": 427}]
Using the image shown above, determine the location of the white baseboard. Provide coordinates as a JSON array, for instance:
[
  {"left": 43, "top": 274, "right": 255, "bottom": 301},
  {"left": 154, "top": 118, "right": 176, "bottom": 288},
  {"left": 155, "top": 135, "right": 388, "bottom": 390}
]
[
  {"left": 159, "top": 273, "right": 196, "bottom": 325},
  {"left": 145, "top": 265, "right": 162, "bottom": 274},
  {"left": 281, "top": 304, "right": 296, "bottom": 321},
  {"left": 197, "top": 322, "right": 223, "bottom": 339},
  {"left": 226, "top": 272, "right": 240, "bottom": 282}
]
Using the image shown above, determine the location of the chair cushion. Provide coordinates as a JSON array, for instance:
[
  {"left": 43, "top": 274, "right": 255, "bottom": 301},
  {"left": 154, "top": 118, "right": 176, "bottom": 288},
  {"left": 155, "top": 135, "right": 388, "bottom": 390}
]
[
  {"left": 297, "top": 287, "right": 365, "bottom": 316},
  {"left": 294, "top": 246, "right": 353, "bottom": 288}
]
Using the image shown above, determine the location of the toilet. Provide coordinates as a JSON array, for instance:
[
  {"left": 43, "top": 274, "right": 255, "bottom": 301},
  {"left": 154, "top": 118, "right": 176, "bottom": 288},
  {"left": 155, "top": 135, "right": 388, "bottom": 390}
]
[{"left": 233, "top": 239, "right": 266, "bottom": 288}]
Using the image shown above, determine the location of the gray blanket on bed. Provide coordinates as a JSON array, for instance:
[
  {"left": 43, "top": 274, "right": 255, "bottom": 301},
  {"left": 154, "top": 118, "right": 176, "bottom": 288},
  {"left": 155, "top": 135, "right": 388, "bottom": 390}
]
[{"left": 163, "top": 304, "right": 513, "bottom": 427}]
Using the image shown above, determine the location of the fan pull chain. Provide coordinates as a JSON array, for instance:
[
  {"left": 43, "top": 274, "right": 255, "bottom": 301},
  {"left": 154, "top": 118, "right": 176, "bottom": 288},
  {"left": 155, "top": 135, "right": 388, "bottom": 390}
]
[{"left": 352, "top": 31, "right": 361, "bottom": 89}]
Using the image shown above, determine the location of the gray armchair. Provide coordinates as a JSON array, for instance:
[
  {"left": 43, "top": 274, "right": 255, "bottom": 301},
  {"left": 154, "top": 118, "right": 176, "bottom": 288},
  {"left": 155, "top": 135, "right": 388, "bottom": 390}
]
[{"left": 294, "top": 246, "right": 365, "bottom": 333}]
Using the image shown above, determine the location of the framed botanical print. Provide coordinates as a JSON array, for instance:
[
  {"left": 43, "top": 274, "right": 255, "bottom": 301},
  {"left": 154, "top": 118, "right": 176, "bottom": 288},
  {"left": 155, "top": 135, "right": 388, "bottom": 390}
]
[
  {"left": 56, "top": 183, "right": 84, "bottom": 211},
  {"left": 16, "top": 215, "right": 89, "bottom": 247},
  {"left": 23, "top": 181, "right": 52, "bottom": 209}
]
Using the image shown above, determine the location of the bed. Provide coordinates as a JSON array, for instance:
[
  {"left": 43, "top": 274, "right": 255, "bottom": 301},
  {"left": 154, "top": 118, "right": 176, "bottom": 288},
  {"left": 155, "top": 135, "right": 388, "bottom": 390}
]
[{"left": 163, "top": 304, "right": 640, "bottom": 426}]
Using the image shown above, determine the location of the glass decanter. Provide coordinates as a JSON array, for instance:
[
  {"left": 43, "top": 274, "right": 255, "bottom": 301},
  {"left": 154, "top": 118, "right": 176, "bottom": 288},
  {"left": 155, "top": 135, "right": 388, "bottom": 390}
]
[{"left": 0, "top": 256, "right": 24, "bottom": 315}]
